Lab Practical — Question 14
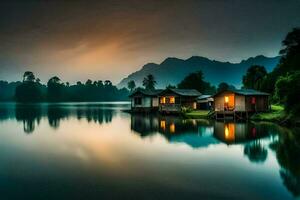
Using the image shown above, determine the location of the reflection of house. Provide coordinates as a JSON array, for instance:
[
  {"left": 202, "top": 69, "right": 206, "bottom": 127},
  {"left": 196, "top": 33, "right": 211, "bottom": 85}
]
[
  {"left": 197, "top": 95, "right": 214, "bottom": 110},
  {"left": 213, "top": 89, "right": 270, "bottom": 119},
  {"left": 129, "top": 89, "right": 163, "bottom": 112},
  {"left": 130, "top": 114, "right": 159, "bottom": 136},
  {"left": 158, "top": 89, "right": 201, "bottom": 113},
  {"left": 213, "top": 121, "right": 269, "bottom": 144}
]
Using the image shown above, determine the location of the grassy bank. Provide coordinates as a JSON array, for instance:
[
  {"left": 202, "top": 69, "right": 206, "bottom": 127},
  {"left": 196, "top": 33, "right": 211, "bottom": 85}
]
[
  {"left": 251, "top": 105, "right": 286, "bottom": 122},
  {"left": 183, "top": 110, "right": 210, "bottom": 119}
]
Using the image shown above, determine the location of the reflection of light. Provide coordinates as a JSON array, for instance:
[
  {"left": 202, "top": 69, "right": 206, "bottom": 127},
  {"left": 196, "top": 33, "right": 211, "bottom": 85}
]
[
  {"left": 160, "top": 120, "right": 166, "bottom": 130},
  {"left": 224, "top": 123, "right": 235, "bottom": 141},
  {"left": 170, "top": 123, "right": 175, "bottom": 133},
  {"left": 225, "top": 96, "right": 229, "bottom": 103}
]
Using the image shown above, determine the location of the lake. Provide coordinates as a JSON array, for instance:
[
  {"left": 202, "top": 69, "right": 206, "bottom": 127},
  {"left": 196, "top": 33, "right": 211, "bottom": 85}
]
[{"left": 0, "top": 102, "right": 299, "bottom": 200}]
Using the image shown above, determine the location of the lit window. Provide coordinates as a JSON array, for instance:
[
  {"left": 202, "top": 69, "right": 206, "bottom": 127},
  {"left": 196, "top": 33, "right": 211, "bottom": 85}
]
[
  {"left": 170, "top": 123, "right": 175, "bottom": 133},
  {"left": 225, "top": 96, "right": 229, "bottom": 103},
  {"left": 160, "top": 97, "right": 166, "bottom": 104},
  {"left": 160, "top": 120, "right": 166, "bottom": 130},
  {"left": 170, "top": 96, "right": 175, "bottom": 104}
]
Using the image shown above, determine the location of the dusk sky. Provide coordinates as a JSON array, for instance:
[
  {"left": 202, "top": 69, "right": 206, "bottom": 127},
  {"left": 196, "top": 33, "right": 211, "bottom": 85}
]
[{"left": 0, "top": 0, "right": 300, "bottom": 84}]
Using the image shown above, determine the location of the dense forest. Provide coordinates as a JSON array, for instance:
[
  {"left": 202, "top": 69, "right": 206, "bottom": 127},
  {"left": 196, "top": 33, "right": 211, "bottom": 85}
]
[{"left": 0, "top": 72, "right": 129, "bottom": 102}]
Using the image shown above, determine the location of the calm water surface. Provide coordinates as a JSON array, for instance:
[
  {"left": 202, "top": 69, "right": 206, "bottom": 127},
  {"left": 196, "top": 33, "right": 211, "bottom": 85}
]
[{"left": 0, "top": 103, "right": 299, "bottom": 200}]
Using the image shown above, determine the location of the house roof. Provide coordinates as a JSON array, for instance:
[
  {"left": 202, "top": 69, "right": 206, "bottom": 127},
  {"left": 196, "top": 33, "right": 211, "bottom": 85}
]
[
  {"left": 129, "top": 88, "right": 164, "bottom": 97},
  {"left": 159, "top": 88, "right": 201, "bottom": 97},
  {"left": 213, "top": 89, "right": 270, "bottom": 97},
  {"left": 197, "top": 95, "right": 212, "bottom": 100}
]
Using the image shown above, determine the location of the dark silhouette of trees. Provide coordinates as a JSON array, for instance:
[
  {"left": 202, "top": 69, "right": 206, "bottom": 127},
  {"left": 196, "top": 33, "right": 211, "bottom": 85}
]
[
  {"left": 127, "top": 80, "right": 136, "bottom": 92},
  {"left": 47, "top": 76, "right": 65, "bottom": 102},
  {"left": 274, "top": 71, "right": 300, "bottom": 113},
  {"left": 242, "top": 65, "right": 267, "bottom": 90},
  {"left": 143, "top": 74, "right": 156, "bottom": 90},
  {"left": 217, "top": 82, "right": 236, "bottom": 92},
  {"left": 259, "top": 27, "right": 300, "bottom": 94},
  {"left": 8, "top": 72, "right": 130, "bottom": 102},
  {"left": 23, "top": 71, "right": 35, "bottom": 82},
  {"left": 15, "top": 72, "right": 44, "bottom": 102},
  {"left": 177, "top": 71, "right": 216, "bottom": 94}
]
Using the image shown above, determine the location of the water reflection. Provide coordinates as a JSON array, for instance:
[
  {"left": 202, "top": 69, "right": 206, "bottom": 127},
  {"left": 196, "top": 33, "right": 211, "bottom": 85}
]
[
  {"left": 270, "top": 127, "right": 300, "bottom": 197},
  {"left": 0, "top": 103, "right": 299, "bottom": 199},
  {"left": 0, "top": 103, "right": 119, "bottom": 133}
]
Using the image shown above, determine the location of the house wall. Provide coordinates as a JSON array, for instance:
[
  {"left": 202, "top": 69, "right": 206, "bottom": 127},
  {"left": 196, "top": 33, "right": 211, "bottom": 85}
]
[
  {"left": 214, "top": 92, "right": 269, "bottom": 112},
  {"left": 245, "top": 96, "right": 269, "bottom": 111},
  {"left": 158, "top": 94, "right": 197, "bottom": 113},
  {"left": 235, "top": 95, "right": 246, "bottom": 111},
  {"left": 132, "top": 96, "right": 152, "bottom": 108},
  {"left": 214, "top": 92, "right": 246, "bottom": 111},
  {"left": 152, "top": 97, "right": 159, "bottom": 107}
]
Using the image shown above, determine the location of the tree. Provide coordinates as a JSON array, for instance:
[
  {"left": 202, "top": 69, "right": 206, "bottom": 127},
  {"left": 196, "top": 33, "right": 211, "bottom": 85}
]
[
  {"left": 274, "top": 71, "right": 300, "bottom": 113},
  {"left": 263, "top": 27, "right": 300, "bottom": 94},
  {"left": 16, "top": 72, "right": 43, "bottom": 102},
  {"left": 47, "top": 76, "right": 64, "bottom": 102},
  {"left": 143, "top": 74, "right": 156, "bottom": 90},
  {"left": 127, "top": 80, "right": 136, "bottom": 92},
  {"left": 104, "top": 80, "right": 112, "bottom": 86},
  {"left": 242, "top": 65, "right": 267, "bottom": 90},
  {"left": 166, "top": 84, "right": 176, "bottom": 89},
  {"left": 23, "top": 71, "right": 35, "bottom": 82},
  {"left": 177, "top": 71, "right": 215, "bottom": 94},
  {"left": 217, "top": 82, "right": 235, "bottom": 92}
]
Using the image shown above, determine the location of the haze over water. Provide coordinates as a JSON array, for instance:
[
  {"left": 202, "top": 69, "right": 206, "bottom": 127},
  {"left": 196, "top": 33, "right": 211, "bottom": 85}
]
[{"left": 0, "top": 103, "right": 298, "bottom": 200}]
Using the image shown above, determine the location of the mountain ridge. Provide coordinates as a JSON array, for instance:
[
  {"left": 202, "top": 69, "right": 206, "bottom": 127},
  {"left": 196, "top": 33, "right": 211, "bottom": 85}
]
[{"left": 118, "top": 55, "right": 280, "bottom": 89}]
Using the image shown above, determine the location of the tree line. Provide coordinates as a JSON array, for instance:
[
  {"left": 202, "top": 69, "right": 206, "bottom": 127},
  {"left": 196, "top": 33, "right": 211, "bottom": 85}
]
[{"left": 0, "top": 72, "right": 129, "bottom": 102}]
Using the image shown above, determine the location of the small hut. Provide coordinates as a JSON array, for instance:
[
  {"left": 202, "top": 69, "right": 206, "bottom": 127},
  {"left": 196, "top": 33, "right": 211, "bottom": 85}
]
[
  {"left": 129, "top": 89, "right": 163, "bottom": 112},
  {"left": 197, "top": 95, "right": 214, "bottom": 110},
  {"left": 158, "top": 89, "right": 201, "bottom": 113},
  {"left": 213, "top": 89, "right": 270, "bottom": 116}
]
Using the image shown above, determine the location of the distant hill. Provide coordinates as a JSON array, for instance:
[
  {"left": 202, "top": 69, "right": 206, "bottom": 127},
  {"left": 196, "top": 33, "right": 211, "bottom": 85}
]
[{"left": 118, "top": 55, "right": 280, "bottom": 89}]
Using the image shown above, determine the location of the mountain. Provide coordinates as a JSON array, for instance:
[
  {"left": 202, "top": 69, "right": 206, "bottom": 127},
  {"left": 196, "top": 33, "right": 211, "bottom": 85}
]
[{"left": 118, "top": 55, "right": 280, "bottom": 89}]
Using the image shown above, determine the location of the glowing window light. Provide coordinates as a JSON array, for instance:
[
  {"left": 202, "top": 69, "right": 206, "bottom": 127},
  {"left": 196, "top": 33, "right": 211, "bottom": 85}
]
[
  {"left": 170, "top": 96, "right": 175, "bottom": 104},
  {"left": 170, "top": 123, "right": 175, "bottom": 133},
  {"left": 225, "top": 96, "right": 229, "bottom": 103},
  {"left": 160, "top": 120, "right": 166, "bottom": 130},
  {"left": 160, "top": 97, "right": 166, "bottom": 104}
]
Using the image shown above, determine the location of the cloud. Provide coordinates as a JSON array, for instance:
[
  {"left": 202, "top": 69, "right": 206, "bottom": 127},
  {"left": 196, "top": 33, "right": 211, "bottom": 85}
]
[{"left": 0, "top": 0, "right": 299, "bottom": 83}]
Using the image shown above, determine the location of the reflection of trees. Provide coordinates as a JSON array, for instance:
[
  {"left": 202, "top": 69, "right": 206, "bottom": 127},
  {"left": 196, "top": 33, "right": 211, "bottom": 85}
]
[
  {"left": 15, "top": 105, "right": 42, "bottom": 134},
  {"left": 77, "top": 108, "right": 114, "bottom": 124},
  {"left": 47, "top": 106, "right": 70, "bottom": 129},
  {"left": 271, "top": 128, "right": 300, "bottom": 197},
  {"left": 244, "top": 140, "right": 268, "bottom": 163}
]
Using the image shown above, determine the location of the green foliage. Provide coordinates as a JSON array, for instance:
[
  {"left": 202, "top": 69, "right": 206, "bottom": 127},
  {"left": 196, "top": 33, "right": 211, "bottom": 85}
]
[
  {"left": 177, "top": 71, "right": 216, "bottom": 94},
  {"left": 15, "top": 81, "right": 43, "bottom": 102},
  {"left": 275, "top": 71, "right": 300, "bottom": 113},
  {"left": 183, "top": 110, "right": 210, "bottom": 119},
  {"left": 251, "top": 105, "right": 285, "bottom": 122},
  {"left": 143, "top": 74, "right": 156, "bottom": 90},
  {"left": 242, "top": 65, "right": 267, "bottom": 90},
  {"left": 166, "top": 84, "right": 176, "bottom": 89},
  {"left": 127, "top": 80, "right": 136, "bottom": 91},
  {"left": 217, "top": 82, "right": 236, "bottom": 92},
  {"left": 11, "top": 72, "right": 130, "bottom": 102},
  {"left": 47, "top": 76, "right": 64, "bottom": 102},
  {"left": 262, "top": 28, "right": 300, "bottom": 95}
]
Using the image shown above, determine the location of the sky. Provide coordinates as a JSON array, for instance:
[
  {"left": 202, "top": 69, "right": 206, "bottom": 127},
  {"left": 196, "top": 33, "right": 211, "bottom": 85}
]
[{"left": 0, "top": 0, "right": 300, "bottom": 84}]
